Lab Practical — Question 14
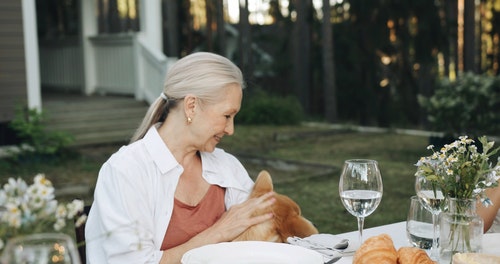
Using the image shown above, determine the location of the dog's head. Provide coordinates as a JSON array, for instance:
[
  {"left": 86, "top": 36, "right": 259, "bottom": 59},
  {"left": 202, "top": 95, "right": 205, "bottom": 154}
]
[{"left": 233, "top": 170, "right": 319, "bottom": 242}]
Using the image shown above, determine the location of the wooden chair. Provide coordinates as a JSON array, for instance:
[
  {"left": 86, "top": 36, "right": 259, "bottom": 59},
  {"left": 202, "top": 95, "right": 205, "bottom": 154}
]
[{"left": 75, "top": 205, "right": 91, "bottom": 264}]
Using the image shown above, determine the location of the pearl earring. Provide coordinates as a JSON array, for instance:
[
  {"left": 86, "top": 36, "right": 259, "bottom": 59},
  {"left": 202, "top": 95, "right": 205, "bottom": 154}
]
[{"left": 187, "top": 117, "right": 192, "bottom": 123}]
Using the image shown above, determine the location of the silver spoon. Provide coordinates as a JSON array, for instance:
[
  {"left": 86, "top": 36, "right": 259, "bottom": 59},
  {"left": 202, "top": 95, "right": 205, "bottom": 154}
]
[{"left": 333, "top": 239, "right": 349, "bottom": 250}]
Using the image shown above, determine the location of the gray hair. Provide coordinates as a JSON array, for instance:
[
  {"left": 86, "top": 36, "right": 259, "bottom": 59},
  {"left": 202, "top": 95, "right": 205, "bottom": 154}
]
[{"left": 130, "top": 52, "right": 245, "bottom": 142}]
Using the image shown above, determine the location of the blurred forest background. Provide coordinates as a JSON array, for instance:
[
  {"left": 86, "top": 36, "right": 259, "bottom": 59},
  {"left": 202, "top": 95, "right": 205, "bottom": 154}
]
[
  {"left": 37, "top": 0, "right": 500, "bottom": 135},
  {"left": 13, "top": 0, "right": 500, "bottom": 234}
]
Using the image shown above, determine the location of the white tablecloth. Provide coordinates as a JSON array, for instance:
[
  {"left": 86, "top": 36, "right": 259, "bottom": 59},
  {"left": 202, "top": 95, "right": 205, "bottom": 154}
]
[
  {"left": 334, "top": 221, "right": 500, "bottom": 264},
  {"left": 334, "top": 221, "right": 409, "bottom": 264}
]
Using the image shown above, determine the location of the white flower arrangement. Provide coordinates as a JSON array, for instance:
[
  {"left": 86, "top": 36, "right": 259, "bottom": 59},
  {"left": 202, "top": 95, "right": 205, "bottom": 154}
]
[
  {"left": 415, "top": 135, "right": 500, "bottom": 204},
  {"left": 0, "top": 174, "right": 87, "bottom": 250}
]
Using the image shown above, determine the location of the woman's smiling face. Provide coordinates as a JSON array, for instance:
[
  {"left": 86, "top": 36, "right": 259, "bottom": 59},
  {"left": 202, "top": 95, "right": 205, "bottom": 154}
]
[{"left": 193, "top": 84, "right": 242, "bottom": 152}]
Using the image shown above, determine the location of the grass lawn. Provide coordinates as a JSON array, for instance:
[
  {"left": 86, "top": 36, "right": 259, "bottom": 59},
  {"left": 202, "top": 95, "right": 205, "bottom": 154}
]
[
  {"left": 219, "top": 125, "right": 430, "bottom": 234},
  {"left": 0, "top": 124, "right": 431, "bottom": 235}
]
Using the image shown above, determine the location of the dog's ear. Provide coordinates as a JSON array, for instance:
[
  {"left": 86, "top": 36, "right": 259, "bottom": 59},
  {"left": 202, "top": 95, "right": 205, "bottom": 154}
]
[
  {"left": 252, "top": 170, "right": 274, "bottom": 194},
  {"left": 277, "top": 216, "right": 319, "bottom": 241}
]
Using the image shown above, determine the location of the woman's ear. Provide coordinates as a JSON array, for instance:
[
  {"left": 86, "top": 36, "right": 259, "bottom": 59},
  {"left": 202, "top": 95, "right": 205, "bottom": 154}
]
[{"left": 183, "top": 94, "right": 196, "bottom": 118}]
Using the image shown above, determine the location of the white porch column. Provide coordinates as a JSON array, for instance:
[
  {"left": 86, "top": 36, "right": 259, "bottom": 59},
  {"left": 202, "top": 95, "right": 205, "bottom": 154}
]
[
  {"left": 22, "top": 0, "right": 41, "bottom": 110},
  {"left": 135, "top": 0, "right": 163, "bottom": 100},
  {"left": 139, "top": 0, "right": 163, "bottom": 50},
  {"left": 81, "top": 0, "right": 97, "bottom": 95}
]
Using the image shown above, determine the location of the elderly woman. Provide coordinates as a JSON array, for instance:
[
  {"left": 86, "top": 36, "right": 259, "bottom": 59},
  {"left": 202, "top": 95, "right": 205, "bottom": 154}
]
[
  {"left": 85, "top": 52, "right": 275, "bottom": 263},
  {"left": 477, "top": 183, "right": 500, "bottom": 233}
]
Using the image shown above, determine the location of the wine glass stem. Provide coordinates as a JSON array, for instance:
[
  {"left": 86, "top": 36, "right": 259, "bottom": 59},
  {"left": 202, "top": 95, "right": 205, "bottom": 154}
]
[
  {"left": 431, "top": 213, "right": 439, "bottom": 260},
  {"left": 357, "top": 216, "right": 365, "bottom": 244}
]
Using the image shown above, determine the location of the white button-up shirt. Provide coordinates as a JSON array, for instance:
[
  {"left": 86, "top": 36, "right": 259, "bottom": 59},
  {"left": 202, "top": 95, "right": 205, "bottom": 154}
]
[{"left": 85, "top": 126, "right": 254, "bottom": 263}]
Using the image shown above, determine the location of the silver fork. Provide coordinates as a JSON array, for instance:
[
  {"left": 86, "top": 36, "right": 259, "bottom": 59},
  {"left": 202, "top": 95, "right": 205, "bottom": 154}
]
[{"left": 304, "top": 238, "right": 349, "bottom": 251}]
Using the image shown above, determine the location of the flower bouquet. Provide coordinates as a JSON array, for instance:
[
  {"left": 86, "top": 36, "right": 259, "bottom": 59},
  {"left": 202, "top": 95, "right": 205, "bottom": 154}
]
[
  {"left": 415, "top": 135, "right": 500, "bottom": 204},
  {"left": 0, "top": 174, "right": 87, "bottom": 252},
  {"left": 415, "top": 136, "right": 500, "bottom": 262}
]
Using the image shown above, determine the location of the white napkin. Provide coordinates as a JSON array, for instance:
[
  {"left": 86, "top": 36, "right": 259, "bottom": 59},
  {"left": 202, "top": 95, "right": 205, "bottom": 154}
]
[{"left": 287, "top": 234, "right": 358, "bottom": 262}]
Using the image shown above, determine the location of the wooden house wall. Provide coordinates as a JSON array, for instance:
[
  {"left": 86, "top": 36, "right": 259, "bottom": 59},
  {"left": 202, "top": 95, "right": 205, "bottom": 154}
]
[{"left": 0, "top": 1, "right": 27, "bottom": 123}]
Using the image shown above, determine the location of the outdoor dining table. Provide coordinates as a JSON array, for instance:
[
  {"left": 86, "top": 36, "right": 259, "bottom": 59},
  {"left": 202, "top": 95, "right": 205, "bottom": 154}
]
[
  {"left": 181, "top": 221, "right": 500, "bottom": 263},
  {"left": 333, "top": 221, "right": 409, "bottom": 264},
  {"left": 333, "top": 221, "right": 500, "bottom": 264}
]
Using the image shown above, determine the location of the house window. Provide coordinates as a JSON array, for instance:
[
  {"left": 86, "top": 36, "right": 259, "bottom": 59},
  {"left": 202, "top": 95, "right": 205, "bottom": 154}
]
[
  {"left": 97, "top": 0, "right": 140, "bottom": 33},
  {"left": 36, "top": 0, "right": 80, "bottom": 40}
]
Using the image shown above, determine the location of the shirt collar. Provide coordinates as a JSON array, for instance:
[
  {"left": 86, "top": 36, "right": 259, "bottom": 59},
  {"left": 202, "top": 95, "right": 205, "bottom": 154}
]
[
  {"left": 143, "top": 125, "right": 248, "bottom": 190},
  {"left": 143, "top": 125, "right": 179, "bottom": 174},
  {"left": 200, "top": 149, "right": 249, "bottom": 190}
]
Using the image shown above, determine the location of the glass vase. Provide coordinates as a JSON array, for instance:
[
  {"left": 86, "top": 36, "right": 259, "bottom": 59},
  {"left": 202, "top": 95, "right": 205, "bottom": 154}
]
[
  {"left": 1, "top": 233, "right": 81, "bottom": 264},
  {"left": 438, "top": 198, "right": 483, "bottom": 264}
]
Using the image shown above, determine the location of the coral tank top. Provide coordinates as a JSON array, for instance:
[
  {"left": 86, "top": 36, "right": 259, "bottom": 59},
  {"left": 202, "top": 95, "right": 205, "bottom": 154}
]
[{"left": 161, "top": 184, "right": 226, "bottom": 250}]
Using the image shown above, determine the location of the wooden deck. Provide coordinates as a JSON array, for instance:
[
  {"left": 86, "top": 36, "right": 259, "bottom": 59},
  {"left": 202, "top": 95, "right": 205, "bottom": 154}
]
[{"left": 43, "top": 93, "right": 149, "bottom": 147}]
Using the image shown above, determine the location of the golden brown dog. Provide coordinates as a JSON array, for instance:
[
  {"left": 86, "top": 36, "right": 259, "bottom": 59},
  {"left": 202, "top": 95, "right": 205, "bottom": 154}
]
[{"left": 233, "top": 170, "right": 319, "bottom": 242}]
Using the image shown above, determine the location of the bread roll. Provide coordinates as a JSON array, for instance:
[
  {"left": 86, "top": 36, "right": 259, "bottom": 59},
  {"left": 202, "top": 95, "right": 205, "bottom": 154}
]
[
  {"left": 397, "top": 247, "right": 435, "bottom": 264},
  {"left": 353, "top": 234, "right": 398, "bottom": 264}
]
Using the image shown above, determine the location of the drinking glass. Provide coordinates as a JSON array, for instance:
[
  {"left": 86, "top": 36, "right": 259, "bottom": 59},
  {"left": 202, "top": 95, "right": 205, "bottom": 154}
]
[
  {"left": 415, "top": 175, "right": 444, "bottom": 261},
  {"left": 339, "top": 159, "right": 383, "bottom": 245},
  {"left": 1, "top": 233, "right": 81, "bottom": 264},
  {"left": 406, "top": 195, "right": 434, "bottom": 250}
]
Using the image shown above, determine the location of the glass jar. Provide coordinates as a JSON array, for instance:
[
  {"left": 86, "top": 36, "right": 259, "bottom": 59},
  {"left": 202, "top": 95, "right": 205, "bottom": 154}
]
[{"left": 439, "top": 198, "right": 483, "bottom": 264}]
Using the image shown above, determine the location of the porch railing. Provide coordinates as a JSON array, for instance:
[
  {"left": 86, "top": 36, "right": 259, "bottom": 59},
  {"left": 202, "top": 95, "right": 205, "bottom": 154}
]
[
  {"left": 136, "top": 37, "right": 177, "bottom": 104},
  {"left": 39, "top": 38, "right": 84, "bottom": 92},
  {"left": 90, "top": 34, "right": 176, "bottom": 104},
  {"left": 39, "top": 33, "right": 176, "bottom": 105},
  {"left": 90, "top": 35, "right": 137, "bottom": 95}
]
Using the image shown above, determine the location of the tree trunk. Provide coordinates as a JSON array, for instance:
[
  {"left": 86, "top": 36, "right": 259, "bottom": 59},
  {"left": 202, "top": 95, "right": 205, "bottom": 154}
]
[
  {"left": 239, "top": 0, "right": 253, "bottom": 83},
  {"left": 441, "top": 0, "right": 453, "bottom": 78},
  {"left": 449, "top": 0, "right": 458, "bottom": 77},
  {"left": 322, "top": 0, "right": 338, "bottom": 123},
  {"left": 463, "top": 0, "right": 477, "bottom": 73},
  {"left": 205, "top": 0, "right": 214, "bottom": 52},
  {"left": 163, "top": 0, "right": 179, "bottom": 57},
  {"left": 178, "top": 0, "right": 195, "bottom": 55},
  {"left": 292, "top": 0, "right": 312, "bottom": 112},
  {"left": 215, "top": 0, "right": 226, "bottom": 56}
]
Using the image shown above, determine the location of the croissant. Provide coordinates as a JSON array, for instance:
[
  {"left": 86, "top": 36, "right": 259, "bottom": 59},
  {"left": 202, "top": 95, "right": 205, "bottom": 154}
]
[
  {"left": 397, "top": 247, "right": 436, "bottom": 264},
  {"left": 352, "top": 234, "right": 398, "bottom": 264}
]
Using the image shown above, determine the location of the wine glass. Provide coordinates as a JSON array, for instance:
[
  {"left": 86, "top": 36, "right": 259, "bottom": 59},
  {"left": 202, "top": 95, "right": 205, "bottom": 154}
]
[
  {"left": 339, "top": 159, "right": 383, "bottom": 245},
  {"left": 415, "top": 175, "right": 444, "bottom": 261},
  {"left": 1, "top": 233, "right": 81, "bottom": 264},
  {"left": 406, "top": 195, "right": 434, "bottom": 249}
]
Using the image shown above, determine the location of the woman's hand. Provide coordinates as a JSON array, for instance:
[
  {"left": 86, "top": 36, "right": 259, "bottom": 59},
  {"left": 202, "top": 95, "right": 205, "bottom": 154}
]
[
  {"left": 160, "top": 192, "right": 275, "bottom": 264},
  {"left": 207, "top": 191, "right": 276, "bottom": 242}
]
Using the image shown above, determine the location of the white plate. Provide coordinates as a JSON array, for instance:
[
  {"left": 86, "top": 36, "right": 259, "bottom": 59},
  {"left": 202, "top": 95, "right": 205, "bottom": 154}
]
[
  {"left": 483, "top": 233, "right": 500, "bottom": 256},
  {"left": 181, "top": 241, "right": 324, "bottom": 264}
]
